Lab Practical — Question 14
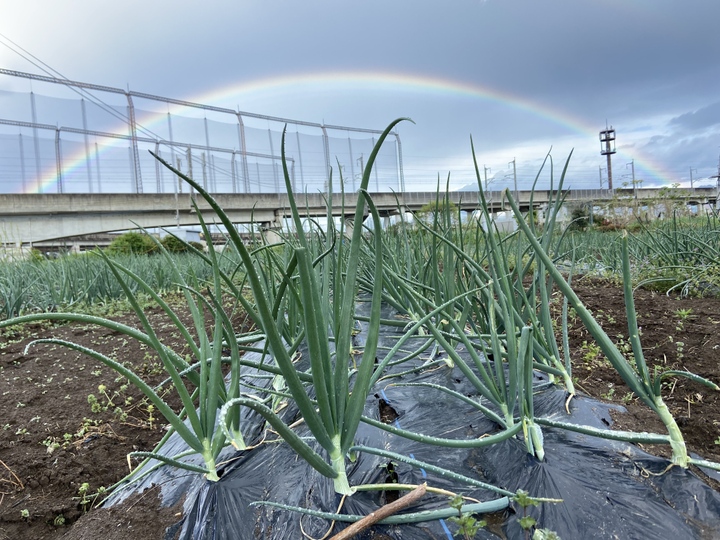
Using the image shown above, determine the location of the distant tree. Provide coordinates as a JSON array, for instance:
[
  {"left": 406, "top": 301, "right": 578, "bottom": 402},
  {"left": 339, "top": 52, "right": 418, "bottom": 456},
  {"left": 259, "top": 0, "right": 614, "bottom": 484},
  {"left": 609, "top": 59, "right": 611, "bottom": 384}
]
[{"left": 417, "top": 199, "right": 459, "bottom": 225}]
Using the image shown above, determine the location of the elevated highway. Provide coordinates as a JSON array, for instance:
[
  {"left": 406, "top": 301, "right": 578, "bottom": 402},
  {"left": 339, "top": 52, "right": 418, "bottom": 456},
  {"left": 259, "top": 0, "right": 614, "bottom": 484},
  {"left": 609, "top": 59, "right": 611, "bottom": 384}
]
[{"left": 0, "top": 187, "right": 716, "bottom": 246}]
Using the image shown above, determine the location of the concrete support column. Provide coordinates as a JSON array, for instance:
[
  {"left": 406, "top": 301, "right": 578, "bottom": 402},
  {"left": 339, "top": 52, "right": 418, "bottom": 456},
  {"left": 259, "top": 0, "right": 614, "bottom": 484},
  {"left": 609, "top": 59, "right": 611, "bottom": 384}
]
[
  {"left": 260, "top": 211, "right": 285, "bottom": 245},
  {"left": 260, "top": 226, "right": 282, "bottom": 245},
  {"left": 462, "top": 209, "right": 474, "bottom": 225},
  {"left": 343, "top": 217, "right": 355, "bottom": 239},
  {"left": 538, "top": 204, "right": 548, "bottom": 226}
]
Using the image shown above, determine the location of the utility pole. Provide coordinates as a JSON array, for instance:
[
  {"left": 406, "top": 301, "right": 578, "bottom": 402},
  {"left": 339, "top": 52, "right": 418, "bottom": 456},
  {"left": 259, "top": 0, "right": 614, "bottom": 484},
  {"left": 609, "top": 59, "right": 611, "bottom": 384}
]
[
  {"left": 600, "top": 124, "right": 617, "bottom": 190},
  {"left": 483, "top": 165, "right": 492, "bottom": 204},
  {"left": 509, "top": 158, "right": 518, "bottom": 202},
  {"left": 711, "top": 151, "right": 720, "bottom": 209},
  {"left": 690, "top": 167, "right": 697, "bottom": 189},
  {"left": 627, "top": 159, "right": 636, "bottom": 199}
]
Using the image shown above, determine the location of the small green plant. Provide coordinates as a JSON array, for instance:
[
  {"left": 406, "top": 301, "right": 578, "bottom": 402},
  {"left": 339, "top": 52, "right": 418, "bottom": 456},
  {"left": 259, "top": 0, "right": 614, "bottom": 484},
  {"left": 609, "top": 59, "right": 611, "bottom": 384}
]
[
  {"left": 53, "top": 514, "right": 65, "bottom": 526},
  {"left": 615, "top": 334, "right": 633, "bottom": 358},
  {"left": 514, "top": 490, "right": 540, "bottom": 539},
  {"left": 674, "top": 308, "right": 693, "bottom": 330},
  {"left": 20, "top": 508, "right": 29, "bottom": 519},
  {"left": 86, "top": 383, "right": 132, "bottom": 421},
  {"left": 601, "top": 384, "right": 616, "bottom": 401},
  {"left": 41, "top": 436, "right": 62, "bottom": 454},
  {"left": 77, "top": 482, "right": 91, "bottom": 509},
  {"left": 447, "top": 494, "right": 486, "bottom": 539},
  {"left": 580, "top": 341, "right": 603, "bottom": 364},
  {"left": 513, "top": 490, "right": 562, "bottom": 540},
  {"left": 75, "top": 417, "right": 100, "bottom": 440},
  {"left": 74, "top": 483, "right": 107, "bottom": 511},
  {"left": 146, "top": 404, "right": 156, "bottom": 429},
  {"left": 675, "top": 341, "right": 685, "bottom": 361},
  {"left": 87, "top": 393, "right": 102, "bottom": 413}
]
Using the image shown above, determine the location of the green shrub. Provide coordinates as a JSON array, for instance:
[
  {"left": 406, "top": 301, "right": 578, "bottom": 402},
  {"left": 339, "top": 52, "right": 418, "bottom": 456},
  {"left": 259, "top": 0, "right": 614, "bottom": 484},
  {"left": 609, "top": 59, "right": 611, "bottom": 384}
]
[
  {"left": 28, "top": 248, "right": 45, "bottom": 262},
  {"left": 106, "top": 232, "right": 157, "bottom": 256},
  {"left": 569, "top": 206, "right": 590, "bottom": 231},
  {"left": 160, "top": 234, "right": 188, "bottom": 253}
]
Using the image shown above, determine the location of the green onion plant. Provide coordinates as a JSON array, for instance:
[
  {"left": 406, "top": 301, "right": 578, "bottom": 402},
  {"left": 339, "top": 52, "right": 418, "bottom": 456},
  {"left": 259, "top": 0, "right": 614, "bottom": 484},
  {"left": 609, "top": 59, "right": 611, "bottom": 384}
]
[
  {"left": 154, "top": 119, "right": 408, "bottom": 494},
  {"left": 0, "top": 236, "right": 246, "bottom": 481},
  {"left": 507, "top": 190, "right": 720, "bottom": 470}
]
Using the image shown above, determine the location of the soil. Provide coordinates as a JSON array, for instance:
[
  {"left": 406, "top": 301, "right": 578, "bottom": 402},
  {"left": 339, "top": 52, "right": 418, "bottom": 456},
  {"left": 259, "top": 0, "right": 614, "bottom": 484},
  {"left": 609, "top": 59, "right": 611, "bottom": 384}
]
[{"left": 1, "top": 278, "right": 719, "bottom": 540}]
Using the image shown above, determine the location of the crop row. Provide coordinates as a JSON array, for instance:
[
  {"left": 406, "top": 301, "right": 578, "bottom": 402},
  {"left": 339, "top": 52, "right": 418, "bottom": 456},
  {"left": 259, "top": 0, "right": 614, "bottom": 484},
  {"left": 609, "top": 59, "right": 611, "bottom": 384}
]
[{"left": 1, "top": 120, "right": 718, "bottom": 534}]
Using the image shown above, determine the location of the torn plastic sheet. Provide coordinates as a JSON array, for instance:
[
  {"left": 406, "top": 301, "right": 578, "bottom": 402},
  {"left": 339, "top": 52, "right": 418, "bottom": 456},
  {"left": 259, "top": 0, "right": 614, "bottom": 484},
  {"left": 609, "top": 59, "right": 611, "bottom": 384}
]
[{"left": 105, "top": 306, "right": 720, "bottom": 539}]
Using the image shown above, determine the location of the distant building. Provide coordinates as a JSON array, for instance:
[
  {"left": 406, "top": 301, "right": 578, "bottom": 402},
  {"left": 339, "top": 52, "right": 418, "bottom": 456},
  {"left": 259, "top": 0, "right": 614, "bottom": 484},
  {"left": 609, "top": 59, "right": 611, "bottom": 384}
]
[{"left": 157, "top": 228, "right": 203, "bottom": 244}]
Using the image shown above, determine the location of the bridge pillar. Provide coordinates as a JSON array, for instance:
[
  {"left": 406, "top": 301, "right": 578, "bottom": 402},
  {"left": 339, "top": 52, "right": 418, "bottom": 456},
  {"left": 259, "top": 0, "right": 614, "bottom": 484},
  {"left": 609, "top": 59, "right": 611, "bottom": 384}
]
[
  {"left": 344, "top": 217, "right": 355, "bottom": 239},
  {"left": 343, "top": 211, "right": 372, "bottom": 237},
  {"left": 260, "top": 223, "right": 283, "bottom": 245},
  {"left": 259, "top": 211, "right": 285, "bottom": 245},
  {"left": 462, "top": 209, "right": 475, "bottom": 225}
]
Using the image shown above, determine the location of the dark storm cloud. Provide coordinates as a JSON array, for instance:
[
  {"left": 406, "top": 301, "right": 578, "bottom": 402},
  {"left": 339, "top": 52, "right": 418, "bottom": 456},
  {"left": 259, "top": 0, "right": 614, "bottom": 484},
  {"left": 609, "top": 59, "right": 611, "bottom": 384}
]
[
  {"left": 670, "top": 102, "right": 720, "bottom": 131},
  {"left": 3, "top": 0, "right": 720, "bottom": 188}
]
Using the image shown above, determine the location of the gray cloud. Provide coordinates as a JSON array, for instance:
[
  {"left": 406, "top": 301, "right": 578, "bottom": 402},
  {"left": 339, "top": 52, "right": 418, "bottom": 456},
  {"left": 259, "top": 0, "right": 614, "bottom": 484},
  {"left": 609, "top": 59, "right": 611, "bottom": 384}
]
[
  {"left": 2, "top": 0, "right": 720, "bottom": 190},
  {"left": 670, "top": 102, "right": 720, "bottom": 131}
]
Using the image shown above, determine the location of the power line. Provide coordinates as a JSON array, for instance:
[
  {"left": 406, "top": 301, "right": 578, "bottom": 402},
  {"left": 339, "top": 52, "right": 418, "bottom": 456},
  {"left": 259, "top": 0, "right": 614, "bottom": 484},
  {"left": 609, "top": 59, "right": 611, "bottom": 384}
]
[{"left": 0, "top": 33, "right": 161, "bottom": 142}]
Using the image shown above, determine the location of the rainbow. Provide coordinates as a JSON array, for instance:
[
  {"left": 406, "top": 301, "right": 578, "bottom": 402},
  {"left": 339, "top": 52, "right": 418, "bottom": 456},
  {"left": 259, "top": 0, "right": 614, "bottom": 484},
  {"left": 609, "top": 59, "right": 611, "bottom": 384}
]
[{"left": 23, "top": 70, "right": 676, "bottom": 193}]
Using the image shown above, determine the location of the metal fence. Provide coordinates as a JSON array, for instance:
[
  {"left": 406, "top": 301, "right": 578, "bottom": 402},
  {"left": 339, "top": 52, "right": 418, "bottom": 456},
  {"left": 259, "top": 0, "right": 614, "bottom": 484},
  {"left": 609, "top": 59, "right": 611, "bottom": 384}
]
[{"left": 0, "top": 69, "right": 404, "bottom": 195}]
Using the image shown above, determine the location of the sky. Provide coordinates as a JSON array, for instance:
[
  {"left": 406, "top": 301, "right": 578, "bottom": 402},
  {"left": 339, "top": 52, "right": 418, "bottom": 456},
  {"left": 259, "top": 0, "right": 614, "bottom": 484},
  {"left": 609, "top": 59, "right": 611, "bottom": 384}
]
[{"left": 1, "top": 0, "right": 720, "bottom": 193}]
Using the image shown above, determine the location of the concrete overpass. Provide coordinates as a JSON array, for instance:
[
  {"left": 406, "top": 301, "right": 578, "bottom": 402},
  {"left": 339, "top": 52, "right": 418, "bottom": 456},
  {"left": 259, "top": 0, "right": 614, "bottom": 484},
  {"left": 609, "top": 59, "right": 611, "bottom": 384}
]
[{"left": 0, "top": 187, "right": 716, "bottom": 247}]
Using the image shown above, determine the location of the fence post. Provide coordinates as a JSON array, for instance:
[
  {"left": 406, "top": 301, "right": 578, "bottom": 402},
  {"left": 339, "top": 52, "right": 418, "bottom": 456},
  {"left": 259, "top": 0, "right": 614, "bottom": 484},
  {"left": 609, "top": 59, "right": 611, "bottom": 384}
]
[
  {"left": 295, "top": 130, "right": 304, "bottom": 193},
  {"left": 321, "top": 125, "right": 331, "bottom": 191},
  {"left": 395, "top": 132, "right": 405, "bottom": 193},
  {"left": 30, "top": 91, "right": 41, "bottom": 182},
  {"left": 81, "top": 98, "right": 93, "bottom": 193},
  {"left": 267, "top": 129, "right": 280, "bottom": 192},
  {"left": 236, "top": 113, "right": 250, "bottom": 193},
  {"left": 155, "top": 141, "right": 162, "bottom": 193},
  {"left": 55, "top": 128, "right": 63, "bottom": 194},
  {"left": 124, "top": 92, "right": 143, "bottom": 193},
  {"left": 347, "top": 136, "right": 356, "bottom": 192},
  {"left": 18, "top": 134, "right": 26, "bottom": 192}
]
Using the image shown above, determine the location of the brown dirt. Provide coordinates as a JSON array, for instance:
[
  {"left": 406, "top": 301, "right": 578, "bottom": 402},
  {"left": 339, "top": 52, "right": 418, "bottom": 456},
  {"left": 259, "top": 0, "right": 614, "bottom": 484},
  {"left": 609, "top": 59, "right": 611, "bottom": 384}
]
[
  {"left": 561, "top": 276, "right": 720, "bottom": 467},
  {"left": 0, "top": 278, "right": 719, "bottom": 539},
  {"left": 0, "top": 298, "right": 250, "bottom": 540}
]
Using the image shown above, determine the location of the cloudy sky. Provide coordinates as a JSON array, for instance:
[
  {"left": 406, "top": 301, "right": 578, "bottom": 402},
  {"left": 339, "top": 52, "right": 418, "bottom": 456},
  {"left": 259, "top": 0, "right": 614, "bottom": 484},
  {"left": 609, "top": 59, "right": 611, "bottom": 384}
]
[{"left": 2, "top": 0, "right": 720, "bottom": 192}]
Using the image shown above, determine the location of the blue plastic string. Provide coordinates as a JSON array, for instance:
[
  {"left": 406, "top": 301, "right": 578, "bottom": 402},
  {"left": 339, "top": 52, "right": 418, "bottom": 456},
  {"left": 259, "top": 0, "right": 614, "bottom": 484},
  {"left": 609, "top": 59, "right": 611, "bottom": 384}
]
[{"left": 379, "top": 388, "right": 453, "bottom": 539}]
